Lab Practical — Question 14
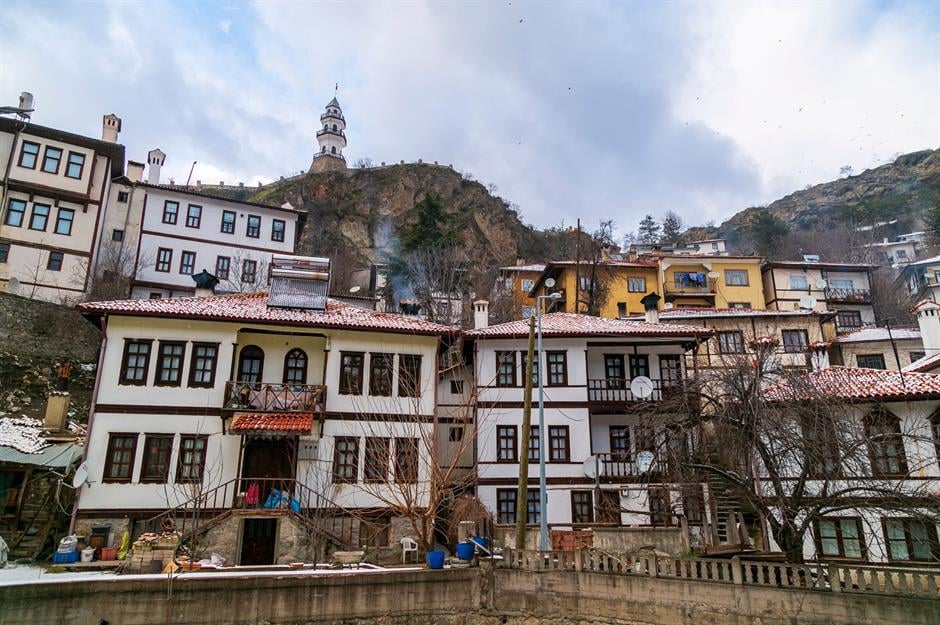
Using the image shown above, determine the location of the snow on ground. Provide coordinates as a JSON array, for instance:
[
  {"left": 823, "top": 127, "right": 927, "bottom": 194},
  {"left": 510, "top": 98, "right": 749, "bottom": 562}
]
[{"left": 0, "top": 563, "right": 118, "bottom": 585}]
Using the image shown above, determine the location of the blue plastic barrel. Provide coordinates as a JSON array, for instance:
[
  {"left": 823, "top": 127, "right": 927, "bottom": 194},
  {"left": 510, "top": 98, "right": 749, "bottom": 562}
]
[
  {"left": 426, "top": 550, "right": 445, "bottom": 569},
  {"left": 455, "top": 542, "right": 476, "bottom": 561},
  {"left": 470, "top": 536, "right": 489, "bottom": 550}
]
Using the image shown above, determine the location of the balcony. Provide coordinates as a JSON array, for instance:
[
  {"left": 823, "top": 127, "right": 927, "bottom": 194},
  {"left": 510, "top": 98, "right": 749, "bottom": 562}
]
[
  {"left": 312, "top": 152, "right": 346, "bottom": 163},
  {"left": 588, "top": 378, "right": 686, "bottom": 406},
  {"left": 824, "top": 287, "right": 871, "bottom": 304},
  {"left": 663, "top": 280, "right": 716, "bottom": 302},
  {"left": 223, "top": 381, "right": 325, "bottom": 413},
  {"left": 320, "top": 111, "right": 345, "bottom": 123},
  {"left": 316, "top": 128, "right": 346, "bottom": 140}
]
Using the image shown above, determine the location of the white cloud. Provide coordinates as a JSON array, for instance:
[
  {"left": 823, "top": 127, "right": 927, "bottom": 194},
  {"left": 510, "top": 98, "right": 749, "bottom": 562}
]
[{"left": 219, "top": 19, "right": 231, "bottom": 34}]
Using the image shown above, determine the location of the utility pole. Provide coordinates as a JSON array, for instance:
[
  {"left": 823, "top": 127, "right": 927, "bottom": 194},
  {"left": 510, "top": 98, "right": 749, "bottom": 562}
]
[
  {"left": 574, "top": 218, "right": 581, "bottom": 313},
  {"left": 515, "top": 316, "right": 536, "bottom": 548}
]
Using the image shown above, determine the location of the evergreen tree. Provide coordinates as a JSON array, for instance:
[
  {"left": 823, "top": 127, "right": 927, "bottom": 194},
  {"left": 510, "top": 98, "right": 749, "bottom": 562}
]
[
  {"left": 924, "top": 190, "right": 940, "bottom": 251},
  {"left": 401, "top": 193, "right": 457, "bottom": 252},
  {"left": 661, "top": 211, "right": 683, "bottom": 241},
  {"left": 637, "top": 214, "right": 661, "bottom": 243},
  {"left": 748, "top": 211, "right": 789, "bottom": 258}
]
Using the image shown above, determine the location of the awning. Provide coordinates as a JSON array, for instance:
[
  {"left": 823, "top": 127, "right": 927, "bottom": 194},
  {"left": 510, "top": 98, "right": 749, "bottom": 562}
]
[{"left": 230, "top": 412, "right": 314, "bottom": 435}]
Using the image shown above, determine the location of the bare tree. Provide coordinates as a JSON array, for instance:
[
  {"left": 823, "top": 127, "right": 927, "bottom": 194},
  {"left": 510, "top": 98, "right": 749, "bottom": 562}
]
[
  {"left": 217, "top": 250, "right": 270, "bottom": 294},
  {"left": 575, "top": 221, "right": 616, "bottom": 316}
]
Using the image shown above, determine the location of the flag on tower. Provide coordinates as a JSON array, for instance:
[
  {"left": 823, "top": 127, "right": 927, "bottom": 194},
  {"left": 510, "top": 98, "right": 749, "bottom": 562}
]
[{"left": 335, "top": 82, "right": 339, "bottom": 93}]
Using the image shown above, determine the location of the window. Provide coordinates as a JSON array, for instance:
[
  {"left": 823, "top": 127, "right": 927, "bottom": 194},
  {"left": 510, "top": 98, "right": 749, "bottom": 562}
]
[
  {"left": 449, "top": 427, "right": 464, "bottom": 442},
  {"left": 272, "top": 219, "right": 286, "bottom": 242},
  {"left": 112, "top": 229, "right": 124, "bottom": 242},
  {"left": 604, "top": 354, "right": 625, "bottom": 387},
  {"left": 246, "top": 215, "right": 261, "bottom": 238},
  {"left": 782, "top": 329, "right": 809, "bottom": 353},
  {"left": 830, "top": 278, "right": 854, "bottom": 290},
  {"left": 729, "top": 302, "right": 752, "bottom": 309},
  {"left": 398, "top": 354, "right": 422, "bottom": 397},
  {"left": 65, "top": 152, "right": 85, "bottom": 179},
  {"left": 221, "top": 210, "right": 236, "bottom": 234},
  {"left": 4, "top": 199, "right": 26, "bottom": 227},
  {"left": 627, "top": 277, "right": 646, "bottom": 292},
  {"left": 660, "top": 355, "right": 683, "bottom": 388},
  {"left": 717, "top": 331, "right": 745, "bottom": 354},
  {"left": 450, "top": 380, "right": 464, "bottom": 394},
  {"left": 836, "top": 310, "right": 863, "bottom": 331},
  {"left": 215, "top": 256, "right": 230, "bottom": 280},
  {"left": 788, "top": 274, "right": 808, "bottom": 290},
  {"left": 140, "top": 435, "right": 173, "bottom": 483},
  {"left": 41, "top": 146, "right": 62, "bottom": 174},
  {"left": 46, "top": 251, "right": 63, "bottom": 271},
  {"left": 628, "top": 354, "right": 649, "bottom": 379},
  {"left": 237, "top": 345, "right": 264, "bottom": 384},
  {"left": 154, "top": 341, "right": 185, "bottom": 387},
  {"left": 188, "top": 343, "right": 218, "bottom": 388},
  {"left": 682, "top": 485, "right": 705, "bottom": 525},
  {"left": 176, "top": 435, "right": 208, "bottom": 483},
  {"left": 103, "top": 434, "right": 137, "bottom": 483},
  {"left": 865, "top": 410, "right": 908, "bottom": 477},
  {"left": 528, "top": 425, "right": 540, "bottom": 462},
  {"left": 332, "top": 437, "right": 359, "bottom": 483},
  {"left": 548, "top": 425, "right": 570, "bottom": 462},
  {"left": 579, "top": 276, "right": 594, "bottom": 293},
  {"left": 185, "top": 204, "right": 202, "bottom": 228},
  {"left": 617, "top": 302, "right": 627, "bottom": 318},
  {"left": 364, "top": 437, "right": 389, "bottom": 483},
  {"left": 162, "top": 201, "right": 179, "bottom": 225},
  {"left": 910, "top": 351, "right": 926, "bottom": 363},
  {"left": 525, "top": 489, "right": 541, "bottom": 524},
  {"left": 0, "top": 243, "right": 8, "bottom": 263},
  {"left": 179, "top": 251, "right": 196, "bottom": 275},
  {"left": 546, "top": 351, "right": 567, "bottom": 386},
  {"left": 369, "top": 353, "right": 393, "bottom": 396},
  {"left": 724, "top": 270, "right": 749, "bottom": 286},
  {"left": 520, "top": 350, "right": 538, "bottom": 387},
  {"left": 816, "top": 518, "right": 865, "bottom": 559},
  {"left": 119, "top": 340, "right": 152, "bottom": 385},
  {"left": 339, "top": 352, "right": 364, "bottom": 395},
  {"left": 156, "top": 248, "right": 172, "bottom": 272},
  {"left": 394, "top": 438, "right": 419, "bottom": 483},
  {"left": 883, "top": 519, "right": 939, "bottom": 562},
  {"left": 495, "top": 351, "right": 517, "bottom": 387},
  {"left": 521, "top": 278, "right": 535, "bottom": 292},
  {"left": 857, "top": 354, "right": 886, "bottom": 369},
  {"left": 149, "top": 292, "right": 161, "bottom": 299},
  {"left": 29, "top": 203, "right": 50, "bottom": 231},
  {"left": 571, "top": 491, "right": 594, "bottom": 524},
  {"left": 596, "top": 490, "right": 621, "bottom": 524},
  {"left": 803, "top": 415, "right": 841, "bottom": 478},
  {"left": 610, "top": 425, "right": 631, "bottom": 461},
  {"left": 18, "top": 141, "right": 39, "bottom": 169},
  {"left": 117, "top": 191, "right": 129, "bottom": 203},
  {"left": 496, "top": 425, "right": 517, "bottom": 462},
  {"left": 496, "top": 489, "right": 517, "bottom": 524},
  {"left": 54, "top": 208, "right": 74, "bottom": 235},
  {"left": 648, "top": 487, "right": 673, "bottom": 526},
  {"left": 241, "top": 259, "right": 257, "bottom": 284},
  {"left": 283, "top": 348, "right": 307, "bottom": 385}
]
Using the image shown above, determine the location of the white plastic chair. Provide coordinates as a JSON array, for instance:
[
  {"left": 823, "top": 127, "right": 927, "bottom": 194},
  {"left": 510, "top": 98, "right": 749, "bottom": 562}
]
[{"left": 400, "top": 537, "right": 418, "bottom": 563}]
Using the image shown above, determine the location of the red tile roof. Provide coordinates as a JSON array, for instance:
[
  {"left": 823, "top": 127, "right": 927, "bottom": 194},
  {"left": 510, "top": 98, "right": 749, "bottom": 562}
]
[
  {"left": 764, "top": 366, "right": 940, "bottom": 402},
  {"left": 230, "top": 412, "right": 314, "bottom": 433},
  {"left": 465, "top": 313, "right": 713, "bottom": 339},
  {"left": 77, "top": 292, "right": 457, "bottom": 336}
]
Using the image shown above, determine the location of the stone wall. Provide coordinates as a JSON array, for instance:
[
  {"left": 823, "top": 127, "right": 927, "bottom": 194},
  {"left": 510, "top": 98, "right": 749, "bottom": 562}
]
[{"left": 592, "top": 527, "right": 685, "bottom": 556}]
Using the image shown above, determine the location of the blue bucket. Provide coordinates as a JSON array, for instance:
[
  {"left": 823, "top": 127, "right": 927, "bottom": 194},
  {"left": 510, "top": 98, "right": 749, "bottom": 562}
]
[
  {"left": 426, "top": 550, "right": 446, "bottom": 569},
  {"left": 456, "top": 542, "right": 476, "bottom": 561},
  {"left": 470, "top": 536, "right": 489, "bottom": 550}
]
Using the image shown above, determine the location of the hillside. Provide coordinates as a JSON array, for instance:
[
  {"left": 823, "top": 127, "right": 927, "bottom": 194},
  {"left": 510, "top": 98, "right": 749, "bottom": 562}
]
[{"left": 683, "top": 148, "right": 940, "bottom": 255}]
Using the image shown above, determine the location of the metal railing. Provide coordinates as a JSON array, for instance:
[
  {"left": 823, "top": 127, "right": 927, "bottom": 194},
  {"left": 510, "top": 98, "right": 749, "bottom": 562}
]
[
  {"left": 316, "top": 128, "right": 346, "bottom": 139},
  {"left": 824, "top": 287, "right": 871, "bottom": 303},
  {"left": 501, "top": 549, "right": 940, "bottom": 598},
  {"left": 223, "top": 381, "right": 325, "bottom": 412},
  {"left": 587, "top": 378, "right": 683, "bottom": 403},
  {"left": 663, "top": 281, "right": 715, "bottom": 296}
]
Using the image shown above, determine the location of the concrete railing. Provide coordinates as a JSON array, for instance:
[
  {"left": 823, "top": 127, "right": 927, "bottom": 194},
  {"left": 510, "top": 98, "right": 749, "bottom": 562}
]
[{"left": 501, "top": 549, "right": 940, "bottom": 598}]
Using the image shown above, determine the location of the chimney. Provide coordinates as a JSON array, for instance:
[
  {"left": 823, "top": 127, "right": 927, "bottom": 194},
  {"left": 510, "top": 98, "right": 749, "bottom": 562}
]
[
  {"left": 102, "top": 114, "right": 122, "bottom": 142},
  {"left": 640, "top": 293, "right": 661, "bottom": 324},
  {"left": 126, "top": 160, "right": 144, "bottom": 183},
  {"left": 192, "top": 270, "right": 220, "bottom": 298},
  {"left": 43, "top": 361, "right": 71, "bottom": 433},
  {"left": 914, "top": 300, "right": 940, "bottom": 356},
  {"left": 473, "top": 300, "right": 489, "bottom": 329},
  {"left": 147, "top": 148, "right": 166, "bottom": 184}
]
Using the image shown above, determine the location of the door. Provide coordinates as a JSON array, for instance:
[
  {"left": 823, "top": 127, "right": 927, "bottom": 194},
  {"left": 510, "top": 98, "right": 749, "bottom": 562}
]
[
  {"left": 241, "top": 439, "right": 296, "bottom": 480},
  {"left": 239, "top": 518, "right": 278, "bottom": 565}
]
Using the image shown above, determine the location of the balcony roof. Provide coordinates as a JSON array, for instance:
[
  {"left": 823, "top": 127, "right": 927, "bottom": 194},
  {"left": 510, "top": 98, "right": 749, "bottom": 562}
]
[
  {"left": 761, "top": 260, "right": 879, "bottom": 272},
  {"left": 230, "top": 412, "right": 314, "bottom": 434},
  {"left": 465, "top": 312, "right": 713, "bottom": 340},
  {"left": 764, "top": 366, "right": 940, "bottom": 403}
]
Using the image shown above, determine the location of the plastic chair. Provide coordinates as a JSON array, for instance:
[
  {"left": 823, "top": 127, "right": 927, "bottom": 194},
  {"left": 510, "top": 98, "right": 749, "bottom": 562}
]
[{"left": 400, "top": 537, "right": 418, "bottom": 563}]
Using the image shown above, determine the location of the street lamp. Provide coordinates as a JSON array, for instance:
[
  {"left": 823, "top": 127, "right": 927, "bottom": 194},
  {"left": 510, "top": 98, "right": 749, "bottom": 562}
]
[{"left": 536, "top": 283, "right": 562, "bottom": 551}]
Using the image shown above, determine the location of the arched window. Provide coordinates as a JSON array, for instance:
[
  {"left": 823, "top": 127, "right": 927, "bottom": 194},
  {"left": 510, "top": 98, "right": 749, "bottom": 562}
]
[
  {"left": 331, "top": 146, "right": 336, "bottom": 154},
  {"left": 283, "top": 348, "right": 307, "bottom": 385},
  {"left": 332, "top": 124, "right": 337, "bottom": 131},
  {"left": 321, "top": 146, "right": 326, "bottom": 153},
  {"left": 324, "top": 124, "right": 328, "bottom": 130},
  {"left": 238, "top": 345, "right": 264, "bottom": 385},
  {"left": 864, "top": 409, "right": 908, "bottom": 477}
]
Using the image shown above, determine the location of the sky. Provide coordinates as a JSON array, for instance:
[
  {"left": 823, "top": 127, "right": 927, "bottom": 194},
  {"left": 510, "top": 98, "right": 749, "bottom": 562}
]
[{"left": 1, "top": 1, "right": 938, "bottom": 239}]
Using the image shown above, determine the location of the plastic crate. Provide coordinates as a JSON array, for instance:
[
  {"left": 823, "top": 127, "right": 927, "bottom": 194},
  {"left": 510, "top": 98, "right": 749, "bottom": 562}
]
[
  {"left": 53, "top": 550, "right": 78, "bottom": 564},
  {"left": 99, "top": 547, "right": 117, "bottom": 561}
]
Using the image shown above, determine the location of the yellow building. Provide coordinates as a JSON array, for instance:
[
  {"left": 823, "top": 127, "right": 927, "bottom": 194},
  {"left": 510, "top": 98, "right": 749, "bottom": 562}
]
[
  {"left": 529, "top": 259, "right": 661, "bottom": 318},
  {"left": 495, "top": 263, "right": 546, "bottom": 319},
  {"left": 658, "top": 255, "right": 765, "bottom": 310}
]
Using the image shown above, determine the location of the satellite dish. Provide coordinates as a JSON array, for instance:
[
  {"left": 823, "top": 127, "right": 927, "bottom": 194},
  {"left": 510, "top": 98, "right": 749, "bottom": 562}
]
[
  {"left": 706, "top": 271, "right": 720, "bottom": 280},
  {"left": 583, "top": 455, "right": 607, "bottom": 479},
  {"left": 6, "top": 277, "right": 20, "bottom": 294},
  {"left": 349, "top": 286, "right": 361, "bottom": 293},
  {"left": 636, "top": 451, "right": 655, "bottom": 473},
  {"left": 814, "top": 278, "right": 828, "bottom": 289},
  {"left": 799, "top": 296, "right": 817, "bottom": 310},
  {"left": 664, "top": 303, "right": 674, "bottom": 310},
  {"left": 630, "top": 376, "right": 654, "bottom": 399},
  {"left": 72, "top": 462, "right": 89, "bottom": 489},
  {"left": 545, "top": 277, "right": 556, "bottom": 289}
]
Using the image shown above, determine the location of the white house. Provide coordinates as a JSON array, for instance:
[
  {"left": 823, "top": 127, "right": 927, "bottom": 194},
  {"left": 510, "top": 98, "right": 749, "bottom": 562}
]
[
  {"left": 465, "top": 302, "right": 715, "bottom": 547},
  {"left": 72, "top": 258, "right": 456, "bottom": 565}
]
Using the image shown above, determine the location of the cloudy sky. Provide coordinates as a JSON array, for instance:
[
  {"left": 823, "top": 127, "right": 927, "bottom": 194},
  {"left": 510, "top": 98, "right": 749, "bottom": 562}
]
[{"left": 1, "top": 1, "right": 937, "bottom": 237}]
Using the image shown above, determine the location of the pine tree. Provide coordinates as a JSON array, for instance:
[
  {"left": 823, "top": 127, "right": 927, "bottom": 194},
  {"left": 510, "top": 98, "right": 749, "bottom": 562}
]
[
  {"left": 661, "top": 211, "right": 682, "bottom": 242},
  {"left": 637, "top": 214, "right": 661, "bottom": 243},
  {"left": 748, "top": 211, "right": 789, "bottom": 258},
  {"left": 924, "top": 190, "right": 940, "bottom": 251}
]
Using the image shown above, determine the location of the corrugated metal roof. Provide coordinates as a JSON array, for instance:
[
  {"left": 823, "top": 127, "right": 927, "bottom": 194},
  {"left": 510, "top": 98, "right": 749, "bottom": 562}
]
[{"left": 0, "top": 442, "right": 82, "bottom": 470}]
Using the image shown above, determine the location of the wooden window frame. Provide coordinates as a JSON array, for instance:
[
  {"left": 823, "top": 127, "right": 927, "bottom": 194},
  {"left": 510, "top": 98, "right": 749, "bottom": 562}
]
[
  {"left": 398, "top": 354, "right": 422, "bottom": 398},
  {"left": 548, "top": 425, "right": 570, "bottom": 462},
  {"left": 332, "top": 436, "right": 359, "bottom": 484},
  {"left": 155, "top": 247, "right": 172, "bottom": 273},
  {"left": 179, "top": 250, "right": 196, "bottom": 275},
  {"left": 496, "top": 489, "right": 516, "bottom": 524},
  {"left": 119, "top": 339, "right": 152, "bottom": 386},
  {"left": 102, "top": 433, "right": 138, "bottom": 483},
  {"left": 187, "top": 342, "right": 219, "bottom": 388},
  {"left": 648, "top": 486, "right": 673, "bottom": 527},
  {"left": 215, "top": 255, "right": 230, "bottom": 280},
  {"left": 246, "top": 214, "right": 261, "bottom": 238},
  {"left": 46, "top": 251, "right": 63, "bottom": 271},
  {"left": 283, "top": 348, "right": 308, "bottom": 385},
  {"left": 394, "top": 437, "right": 419, "bottom": 483},
  {"left": 724, "top": 269, "right": 749, "bottom": 286},
  {"left": 856, "top": 354, "right": 886, "bottom": 369},
  {"left": 835, "top": 310, "right": 863, "bottom": 331},
  {"left": 546, "top": 350, "right": 567, "bottom": 387},
  {"left": 161, "top": 200, "right": 179, "bottom": 225},
  {"left": 865, "top": 410, "right": 909, "bottom": 477},
  {"left": 782, "top": 329, "right": 809, "bottom": 353},
  {"left": 628, "top": 354, "right": 649, "bottom": 379},
  {"left": 220, "top": 210, "right": 236, "bottom": 234},
  {"left": 815, "top": 517, "right": 866, "bottom": 560},
  {"left": 520, "top": 350, "right": 539, "bottom": 387},
  {"left": 369, "top": 352, "right": 393, "bottom": 397},
  {"left": 18, "top": 141, "right": 39, "bottom": 169},
  {"left": 40, "top": 146, "right": 62, "bottom": 174},
  {"left": 112, "top": 229, "right": 124, "bottom": 241},
  {"left": 604, "top": 354, "right": 625, "bottom": 388},
  {"left": 596, "top": 489, "right": 621, "bottom": 525},
  {"left": 363, "top": 437, "right": 390, "bottom": 483},
  {"left": 496, "top": 425, "right": 518, "bottom": 463},
  {"left": 65, "top": 151, "right": 85, "bottom": 179},
  {"left": 176, "top": 434, "right": 209, "bottom": 483},
  {"left": 185, "top": 204, "right": 202, "bottom": 229},
  {"left": 525, "top": 489, "right": 541, "bottom": 524},
  {"left": 154, "top": 341, "right": 186, "bottom": 387},
  {"left": 241, "top": 259, "right": 257, "bottom": 284},
  {"left": 28, "top": 203, "right": 50, "bottom": 231},
  {"left": 271, "top": 219, "right": 286, "bottom": 242},
  {"left": 717, "top": 331, "right": 745, "bottom": 354},
  {"left": 682, "top": 485, "right": 705, "bottom": 526},
  {"left": 139, "top": 434, "right": 174, "bottom": 484},
  {"left": 339, "top": 352, "right": 364, "bottom": 395},
  {"left": 4, "top": 198, "right": 26, "bottom": 227},
  {"left": 54, "top": 207, "right": 74, "bottom": 236},
  {"left": 627, "top": 277, "right": 646, "bottom": 293},
  {"left": 495, "top": 351, "right": 517, "bottom": 387},
  {"left": 882, "top": 518, "right": 940, "bottom": 563},
  {"left": 609, "top": 425, "right": 631, "bottom": 461},
  {"left": 571, "top": 490, "right": 594, "bottom": 524},
  {"left": 528, "top": 424, "right": 540, "bottom": 462}
]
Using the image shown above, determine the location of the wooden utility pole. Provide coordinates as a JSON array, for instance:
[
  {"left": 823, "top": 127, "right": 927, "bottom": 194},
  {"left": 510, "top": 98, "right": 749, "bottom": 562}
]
[
  {"left": 515, "top": 316, "right": 537, "bottom": 548},
  {"left": 574, "top": 218, "right": 581, "bottom": 313}
]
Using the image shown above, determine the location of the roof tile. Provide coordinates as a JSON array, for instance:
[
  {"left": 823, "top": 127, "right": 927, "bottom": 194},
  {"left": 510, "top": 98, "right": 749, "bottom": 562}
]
[
  {"left": 230, "top": 412, "right": 314, "bottom": 433},
  {"left": 466, "top": 312, "right": 713, "bottom": 339},
  {"left": 765, "top": 366, "right": 940, "bottom": 402}
]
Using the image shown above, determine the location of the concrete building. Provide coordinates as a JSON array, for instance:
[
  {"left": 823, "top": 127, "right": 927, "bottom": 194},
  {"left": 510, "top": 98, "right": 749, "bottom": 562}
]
[
  {"left": 495, "top": 262, "right": 545, "bottom": 320},
  {"left": 761, "top": 259, "right": 879, "bottom": 333},
  {"left": 529, "top": 259, "right": 661, "bottom": 318},
  {"left": 73, "top": 259, "right": 457, "bottom": 564},
  {"left": 864, "top": 232, "right": 924, "bottom": 268},
  {"left": 658, "top": 254, "right": 765, "bottom": 310},
  {"left": 900, "top": 254, "right": 940, "bottom": 303},
  {"left": 309, "top": 97, "right": 347, "bottom": 173},
  {"left": 0, "top": 114, "right": 125, "bottom": 303}
]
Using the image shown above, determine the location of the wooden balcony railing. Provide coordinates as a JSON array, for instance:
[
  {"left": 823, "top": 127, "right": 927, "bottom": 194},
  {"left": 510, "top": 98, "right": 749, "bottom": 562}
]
[
  {"left": 824, "top": 287, "right": 871, "bottom": 304},
  {"left": 223, "top": 381, "right": 325, "bottom": 413},
  {"left": 588, "top": 378, "right": 684, "bottom": 403}
]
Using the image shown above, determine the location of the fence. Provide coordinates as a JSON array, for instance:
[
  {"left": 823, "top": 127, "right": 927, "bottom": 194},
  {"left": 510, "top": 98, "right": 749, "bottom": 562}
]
[{"left": 501, "top": 549, "right": 940, "bottom": 598}]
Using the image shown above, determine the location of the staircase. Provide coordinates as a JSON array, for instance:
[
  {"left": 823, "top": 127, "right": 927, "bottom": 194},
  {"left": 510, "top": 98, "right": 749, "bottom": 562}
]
[
  {"left": 9, "top": 479, "right": 69, "bottom": 560},
  {"left": 708, "top": 478, "right": 748, "bottom": 545}
]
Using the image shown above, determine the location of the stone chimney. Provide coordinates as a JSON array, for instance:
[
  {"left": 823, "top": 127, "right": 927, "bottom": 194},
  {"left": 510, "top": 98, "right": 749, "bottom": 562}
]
[
  {"left": 147, "top": 148, "right": 166, "bottom": 184},
  {"left": 914, "top": 300, "right": 940, "bottom": 356},
  {"left": 43, "top": 361, "right": 71, "bottom": 433},
  {"left": 640, "top": 293, "right": 661, "bottom": 324},
  {"left": 126, "top": 160, "right": 144, "bottom": 183},
  {"left": 473, "top": 300, "right": 489, "bottom": 329},
  {"left": 102, "top": 114, "right": 122, "bottom": 143},
  {"left": 192, "top": 269, "right": 219, "bottom": 298}
]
